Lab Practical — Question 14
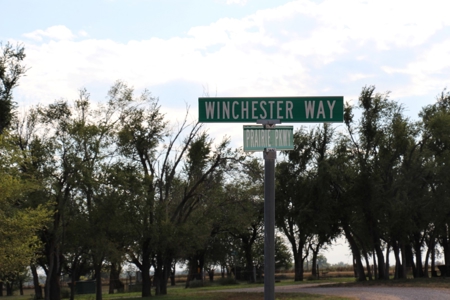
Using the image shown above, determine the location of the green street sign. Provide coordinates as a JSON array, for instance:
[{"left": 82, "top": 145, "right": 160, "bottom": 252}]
[
  {"left": 198, "top": 97, "right": 343, "bottom": 123},
  {"left": 243, "top": 125, "right": 294, "bottom": 152}
]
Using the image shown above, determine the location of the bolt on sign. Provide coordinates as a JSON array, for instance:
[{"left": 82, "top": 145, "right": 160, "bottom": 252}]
[
  {"left": 198, "top": 97, "right": 344, "bottom": 123},
  {"left": 243, "top": 125, "right": 294, "bottom": 152}
]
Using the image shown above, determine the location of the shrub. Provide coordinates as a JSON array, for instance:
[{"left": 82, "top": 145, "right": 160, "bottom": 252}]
[
  {"left": 217, "top": 277, "right": 239, "bottom": 286},
  {"left": 187, "top": 279, "right": 210, "bottom": 288},
  {"left": 60, "top": 288, "right": 70, "bottom": 299}
]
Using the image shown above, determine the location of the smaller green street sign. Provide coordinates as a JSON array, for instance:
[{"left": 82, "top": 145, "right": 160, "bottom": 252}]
[{"left": 243, "top": 125, "right": 294, "bottom": 152}]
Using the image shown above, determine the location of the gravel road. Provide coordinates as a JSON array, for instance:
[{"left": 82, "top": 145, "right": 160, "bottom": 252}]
[{"left": 221, "top": 283, "right": 450, "bottom": 299}]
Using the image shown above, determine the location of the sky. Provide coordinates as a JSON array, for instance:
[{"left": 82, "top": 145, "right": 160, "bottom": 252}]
[{"left": 2, "top": 0, "right": 450, "bottom": 264}]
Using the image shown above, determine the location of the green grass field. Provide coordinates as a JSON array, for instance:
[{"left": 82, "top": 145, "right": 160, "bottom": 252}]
[
  {"left": 10, "top": 276, "right": 450, "bottom": 300},
  {"left": 8, "top": 278, "right": 355, "bottom": 300}
]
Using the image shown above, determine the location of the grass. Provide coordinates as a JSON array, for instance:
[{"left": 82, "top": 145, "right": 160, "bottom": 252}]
[
  {"left": 11, "top": 274, "right": 450, "bottom": 300},
  {"left": 12, "top": 279, "right": 354, "bottom": 300},
  {"left": 63, "top": 289, "right": 351, "bottom": 300},
  {"left": 19, "top": 275, "right": 450, "bottom": 300}
]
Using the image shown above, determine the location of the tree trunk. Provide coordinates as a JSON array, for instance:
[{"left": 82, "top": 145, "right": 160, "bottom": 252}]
[
  {"left": 44, "top": 242, "right": 62, "bottom": 300},
  {"left": 31, "top": 264, "right": 43, "bottom": 299},
  {"left": 185, "top": 256, "right": 200, "bottom": 288},
  {"left": 69, "top": 278, "right": 76, "bottom": 300},
  {"left": 170, "top": 263, "right": 176, "bottom": 286},
  {"left": 155, "top": 256, "right": 171, "bottom": 295},
  {"left": 6, "top": 282, "right": 13, "bottom": 296},
  {"left": 109, "top": 262, "right": 123, "bottom": 294},
  {"left": 424, "top": 245, "right": 430, "bottom": 278},
  {"left": 311, "top": 248, "right": 319, "bottom": 277},
  {"left": 161, "top": 259, "right": 171, "bottom": 294},
  {"left": 109, "top": 264, "right": 115, "bottom": 294},
  {"left": 374, "top": 244, "right": 385, "bottom": 279},
  {"left": 293, "top": 252, "right": 304, "bottom": 281},
  {"left": 412, "top": 233, "right": 424, "bottom": 277},
  {"left": 18, "top": 279, "right": 23, "bottom": 295},
  {"left": 343, "top": 224, "right": 366, "bottom": 281},
  {"left": 424, "top": 233, "right": 436, "bottom": 277},
  {"left": 431, "top": 238, "right": 437, "bottom": 277},
  {"left": 363, "top": 252, "right": 372, "bottom": 280},
  {"left": 393, "top": 241, "right": 404, "bottom": 279},
  {"left": 372, "top": 251, "right": 377, "bottom": 279},
  {"left": 442, "top": 234, "right": 450, "bottom": 266},
  {"left": 405, "top": 244, "right": 416, "bottom": 278},
  {"left": 154, "top": 256, "right": 163, "bottom": 294},
  {"left": 243, "top": 242, "right": 255, "bottom": 282},
  {"left": 207, "top": 269, "right": 215, "bottom": 282},
  {"left": 140, "top": 248, "right": 152, "bottom": 297},
  {"left": 94, "top": 262, "right": 103, "bottom": 300},
  {"left": 401, "top": 242, "right": 407, "bottom": 278},
  {"left": 6, "top": 281, "right": 14, "bottom": 296},
  {"left": 385, "top": 243, "right": 390, "bottom": 279}
]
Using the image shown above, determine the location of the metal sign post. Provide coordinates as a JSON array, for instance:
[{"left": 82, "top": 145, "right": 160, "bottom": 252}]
[{"left": 263, "top": 147, "right": 276, "bottom": 300}]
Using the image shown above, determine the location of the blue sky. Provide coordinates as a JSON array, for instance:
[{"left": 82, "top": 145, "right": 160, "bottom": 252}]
[
  {"left": 3, "top": 0, "right": 450, "bottom": 118},
  {"left": 2, "top": 0, "right": 450, "bottom": 263}
]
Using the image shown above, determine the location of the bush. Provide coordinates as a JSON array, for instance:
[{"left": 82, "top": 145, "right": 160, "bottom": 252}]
[
  {"left": 187, "top": 279, "right": 210, "bottom": 288},
  {"left": 60, "top": 288, "right": 70, "bottom": 299},
  {"left": 275, "top": 274, "right": 288, "bottom": 280},
  {"left": 216, "top": 277, "right": 239, "bottom": 286}
]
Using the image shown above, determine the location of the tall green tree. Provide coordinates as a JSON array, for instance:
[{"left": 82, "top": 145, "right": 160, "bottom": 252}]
[
  {"left": 342, "top": 86, "right": 422, "bottom": 280},
  {"left": 115, "top": 82, "right": 239, "bottom": 295},
  {"left": 20, "top": 84, "right": 134, "bottom": 300},
  {"left": 420, "top": 89, "right": 450, "bottom": 268},
  {"left": 276, "top": 124, "right": 340, "bottom": 281},
  {"left": 0, "top": 134, "right": 51, "bottom": 282},
  {"left": 0, "top": 42, "right": 27, "bottom": 134}
]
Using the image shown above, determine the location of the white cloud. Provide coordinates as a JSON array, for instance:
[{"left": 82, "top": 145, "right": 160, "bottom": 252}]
[
  {"left": 382, "top": 40, "right": 450, "bottom": 97},
  {"left": 23, "top": 25, "right": 77, "bottom": 41},
  {"left": 226, "top": 0, "right": 248, "bottom": 5},
  {"left": 78, "top": 30, "right": 89, "bottom": 38},
  {"left": 348, "top": 73, "right": 375, "bottom": 82},
  {"left": 14, "top": 0, "right": 450, "bottom": 121}
]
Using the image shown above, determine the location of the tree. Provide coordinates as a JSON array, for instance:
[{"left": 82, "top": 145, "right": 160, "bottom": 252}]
[
  {"left": 0, "top": 42, "right": 27, "bottom": 134},
  {"left": 225, "top": 179, "right": 264, "bottom": 282},
  {"left": 342, "top": 85, "right": 423, "bottom": 280},
  {"left": 420, "top": 89, "right": 450, "bottom": 270},
  {"left": 16, "top": 84, "right": 135, "bottom": 300},
  {"left": 276, "top": 124, "right": 340, "bottom": 281},
  {"left": 115, "top": 81, "right": 240, "bottom": 295},
  {"left": 0, "top": 134, "right": 51, "bottom": 283}
]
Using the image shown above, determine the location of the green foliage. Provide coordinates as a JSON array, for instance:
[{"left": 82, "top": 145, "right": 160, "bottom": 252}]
[
  {"left": 276, "top": 123, "right": 340, "bottom": 281},
  {"left": 187, "top": 279, "right": 211, "bottom": 288},
  {"left": 0, "top": 42, "right": 27, "bottom": 134},
  {"left": 216, "top": 277, "right": 239, "bottom": 285},
  {"left": 0, "top": 134, "right": 52, "bottom": 276}
]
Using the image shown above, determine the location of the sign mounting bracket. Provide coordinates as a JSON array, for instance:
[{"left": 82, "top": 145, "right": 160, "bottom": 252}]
[{"left": 257, "top": 119, "right": 281, "bottom": 129}]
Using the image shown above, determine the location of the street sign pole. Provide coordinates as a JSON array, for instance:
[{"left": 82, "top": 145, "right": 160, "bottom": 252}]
[{"left": 264, "top": 147, "right": 276, "bottom": 300}]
